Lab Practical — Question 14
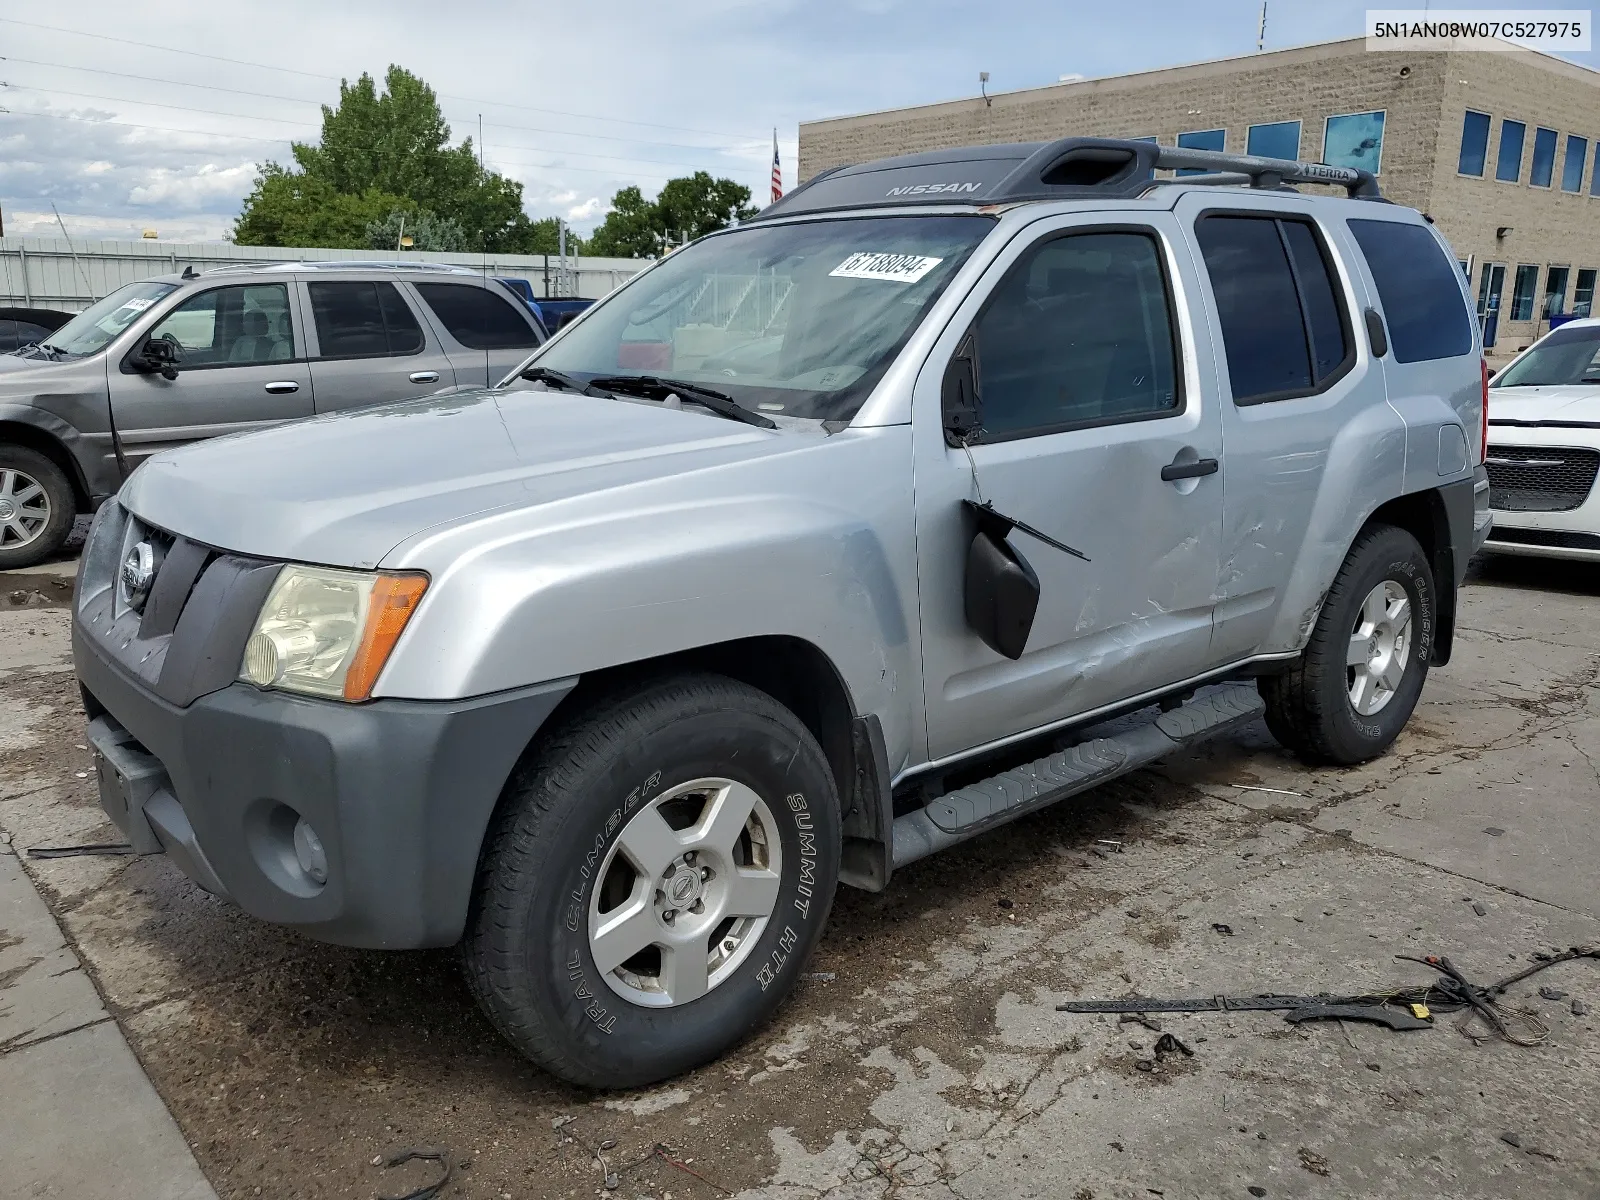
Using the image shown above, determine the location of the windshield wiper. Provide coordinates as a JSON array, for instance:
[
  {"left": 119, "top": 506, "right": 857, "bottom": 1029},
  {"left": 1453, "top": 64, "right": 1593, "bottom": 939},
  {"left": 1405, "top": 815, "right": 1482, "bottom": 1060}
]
[
  {"left": 520, "top": 366, "right": 614, "bottom": 397},
  {"left": 586, "top": 375, "right": 777, "bottom": 430}
]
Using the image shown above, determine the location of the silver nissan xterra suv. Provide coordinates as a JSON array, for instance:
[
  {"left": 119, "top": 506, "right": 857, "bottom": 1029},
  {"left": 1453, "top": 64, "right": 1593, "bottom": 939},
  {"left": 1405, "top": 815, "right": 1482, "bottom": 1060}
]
[{"left": 73, "top": 138, "right": 1493, "bottom": 1089}]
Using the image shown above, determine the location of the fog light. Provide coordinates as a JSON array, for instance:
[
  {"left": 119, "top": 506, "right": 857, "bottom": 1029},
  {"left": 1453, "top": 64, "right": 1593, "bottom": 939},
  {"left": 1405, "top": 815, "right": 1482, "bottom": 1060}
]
[
  {"left": 292, "top": 818, "right": 328, "bottom": 884},
  {"left": 243, "top": 626, "right": 318, "bottom": 687}
]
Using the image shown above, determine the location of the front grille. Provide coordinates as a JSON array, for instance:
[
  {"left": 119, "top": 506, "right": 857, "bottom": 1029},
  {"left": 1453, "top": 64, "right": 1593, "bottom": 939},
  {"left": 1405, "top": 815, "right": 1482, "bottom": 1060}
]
[
  {"left": 1485, "top": 445, "right": 1600, "bottom": 512},
  {"left": 1488, "top": 526, "right": 1600, "bottom": 551}
]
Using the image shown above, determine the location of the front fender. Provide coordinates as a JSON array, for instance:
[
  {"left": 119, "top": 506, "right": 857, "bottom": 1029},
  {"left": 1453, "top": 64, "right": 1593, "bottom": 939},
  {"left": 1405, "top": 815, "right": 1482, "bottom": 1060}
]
[
  {"left": 376, "top": 428, "right": 922, "bottom": 767},
  {"left": 0, "top": 396, "right": 118, "bottom": 501}
]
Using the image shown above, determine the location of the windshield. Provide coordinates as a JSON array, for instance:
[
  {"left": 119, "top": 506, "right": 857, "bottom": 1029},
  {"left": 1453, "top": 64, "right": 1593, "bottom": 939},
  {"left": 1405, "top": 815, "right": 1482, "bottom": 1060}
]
[
  {"left": 44, "top": 281, "right": 179, "bottom": 357},
  {"left": 521, "top": 215, "right": 994, "bottom": 421},
  {"left": 1494, "top": 324, "right": 1600, "bottom": 388}
]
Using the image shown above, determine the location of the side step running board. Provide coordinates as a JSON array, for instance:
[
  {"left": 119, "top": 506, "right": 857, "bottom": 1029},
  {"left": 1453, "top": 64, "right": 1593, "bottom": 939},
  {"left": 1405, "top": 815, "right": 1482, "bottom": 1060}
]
[{"left": 891, "top": 683, "right": 1264, "bottom": 869}]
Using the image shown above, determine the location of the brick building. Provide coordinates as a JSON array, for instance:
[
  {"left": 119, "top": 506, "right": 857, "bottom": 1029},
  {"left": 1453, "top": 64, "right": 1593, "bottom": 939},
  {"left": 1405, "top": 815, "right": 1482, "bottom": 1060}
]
[{"left": 799, "top": 38, "right": 1600, "bottom": 353}]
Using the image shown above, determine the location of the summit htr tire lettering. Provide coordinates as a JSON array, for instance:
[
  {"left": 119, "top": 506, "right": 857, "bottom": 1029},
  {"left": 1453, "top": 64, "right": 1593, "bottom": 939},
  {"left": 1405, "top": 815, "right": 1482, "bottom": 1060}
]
[{"left": 462, "top": 674, "right": 840, "bottom": 1089}]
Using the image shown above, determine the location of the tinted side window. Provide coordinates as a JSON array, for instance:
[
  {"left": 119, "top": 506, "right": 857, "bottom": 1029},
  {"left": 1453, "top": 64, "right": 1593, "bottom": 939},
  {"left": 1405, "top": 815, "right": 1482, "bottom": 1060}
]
[
  {"left": 1347, "top": 220, "right": 1475, "bottom": 363},
  {"left": 414, "top": 283, "right": 539, "bottom": 350},
  {"left": 309, "top": 282, "right": 424, "bottom": 358},
  {"left": 974, "top": 230, "right": 1179, "bottom": 439},
  {"left": 1196, "top": 215, "right": 1350, "bottom": 404},
  {"left": 148, "top": 284, "right": 295, "bottom": 366},
  {"left": 13, "top": 321, "right": 50, "bottom": 347}
]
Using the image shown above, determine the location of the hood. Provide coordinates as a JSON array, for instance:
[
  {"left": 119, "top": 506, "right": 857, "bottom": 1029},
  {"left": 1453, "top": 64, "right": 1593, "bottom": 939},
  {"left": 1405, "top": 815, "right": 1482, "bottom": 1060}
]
[
  {"left": 1488, "top": 384, "right": 1600, "bottom": 426},
  {"left": 120, "top": 388, "right": 800, "bottom": 568}
]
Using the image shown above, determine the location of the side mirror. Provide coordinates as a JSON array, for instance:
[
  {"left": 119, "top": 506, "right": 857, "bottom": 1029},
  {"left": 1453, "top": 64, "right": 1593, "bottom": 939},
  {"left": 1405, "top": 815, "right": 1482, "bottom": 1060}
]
[
  {"left": 134, "top": 338, "right": 182, "bottom": 380},
  {"left": 942, "top": 331, "right": 981, "bottom": 446},
  {"left": 963, "top": 509, "right": 1040, "bottom": 661}
]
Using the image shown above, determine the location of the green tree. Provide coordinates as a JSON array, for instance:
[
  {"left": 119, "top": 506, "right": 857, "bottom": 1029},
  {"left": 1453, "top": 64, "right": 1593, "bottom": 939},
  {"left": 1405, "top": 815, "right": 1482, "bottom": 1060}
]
[
  {"left": 586, "top": 174, "right": 756, "bottom": 258},
  {"left": 365, "top": 208, "right": 470, "bottom": 253},
  {"left": 233, "top": 65, "right": 540, "bottom": 252}
]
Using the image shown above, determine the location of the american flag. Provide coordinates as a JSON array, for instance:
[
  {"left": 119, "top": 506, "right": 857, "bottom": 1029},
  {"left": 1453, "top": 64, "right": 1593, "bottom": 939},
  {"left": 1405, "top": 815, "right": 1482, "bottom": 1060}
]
[{"left": 771, "top": 131, "right": 783, "bottom": 204}]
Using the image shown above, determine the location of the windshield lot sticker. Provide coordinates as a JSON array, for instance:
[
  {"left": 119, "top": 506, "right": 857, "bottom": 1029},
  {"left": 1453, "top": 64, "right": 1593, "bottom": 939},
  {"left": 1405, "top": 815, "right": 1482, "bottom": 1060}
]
[
  {"left": 121, "top": 297, "right": 157, "bottom": 312},
  {"left": 830, "top": 252, "right": 943, "bottom": 284}
]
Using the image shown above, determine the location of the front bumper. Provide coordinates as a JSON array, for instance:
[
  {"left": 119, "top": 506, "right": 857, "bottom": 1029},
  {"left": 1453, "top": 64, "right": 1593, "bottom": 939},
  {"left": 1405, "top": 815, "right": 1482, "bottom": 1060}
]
[
  {"left": 74, "top": 621, "right": 574, "bottom": 949},
  {"left": 1483, "top": 437, "right": 1600, "bottom": 561}
]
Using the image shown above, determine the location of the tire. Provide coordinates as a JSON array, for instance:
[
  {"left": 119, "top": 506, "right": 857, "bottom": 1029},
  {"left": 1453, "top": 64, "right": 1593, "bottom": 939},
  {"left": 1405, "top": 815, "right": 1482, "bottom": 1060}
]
[
  {"left": 463, "top": 673, "right": 841, "bottom": 1089},
  {"left": 0, "top": 445, "right": 75, "bottom": 570},
  {"left": 1260, "top": 523, "right": 1435, "bottom": 766}
]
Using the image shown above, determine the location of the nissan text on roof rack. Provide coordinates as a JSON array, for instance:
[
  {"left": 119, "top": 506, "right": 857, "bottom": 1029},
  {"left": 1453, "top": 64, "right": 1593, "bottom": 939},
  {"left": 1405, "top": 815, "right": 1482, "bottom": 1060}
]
[
  {"left": 0, "top": 261, "right": 545, "bottom": 568},
  {"left": 73, "top": 137, "right": 1491, "bottom": 1088}
]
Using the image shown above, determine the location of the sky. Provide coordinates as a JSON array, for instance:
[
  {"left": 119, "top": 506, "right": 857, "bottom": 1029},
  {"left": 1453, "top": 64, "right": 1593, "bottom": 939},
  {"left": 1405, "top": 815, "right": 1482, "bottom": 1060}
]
[{"left": 0, "top": 0, "right": 1593, "bottom": 244}]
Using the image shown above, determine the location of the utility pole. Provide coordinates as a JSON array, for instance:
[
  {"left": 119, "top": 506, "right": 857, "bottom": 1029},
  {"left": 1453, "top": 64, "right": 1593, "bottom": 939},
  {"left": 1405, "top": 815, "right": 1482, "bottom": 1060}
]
[
  {"left": 1257, "top": 1, "right": 1268, "bottom": 51},
  {"left": 557, "top": 219, "right": 567, "bottom": 298}
]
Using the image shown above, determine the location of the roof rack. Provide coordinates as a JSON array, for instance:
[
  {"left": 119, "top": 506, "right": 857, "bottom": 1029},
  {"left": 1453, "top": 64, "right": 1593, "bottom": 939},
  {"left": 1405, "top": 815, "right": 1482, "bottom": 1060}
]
[
  {"left": 753, "top": 136, "right": 1381, "bottom": 221},
  {"left": 201, "top": 260, "right": 478, "bottom": 275}
]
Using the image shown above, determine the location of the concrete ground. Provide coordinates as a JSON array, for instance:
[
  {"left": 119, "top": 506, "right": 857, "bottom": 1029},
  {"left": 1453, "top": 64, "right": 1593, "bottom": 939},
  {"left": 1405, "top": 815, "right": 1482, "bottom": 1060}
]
[{"left": 1, "top": 541, "right": 1597, "bottom": 1200}]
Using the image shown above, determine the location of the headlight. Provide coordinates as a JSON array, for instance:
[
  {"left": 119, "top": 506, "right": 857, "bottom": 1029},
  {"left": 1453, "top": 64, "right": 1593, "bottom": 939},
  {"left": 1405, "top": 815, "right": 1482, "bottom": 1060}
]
[{"left": 240, "top": 566, "right": 427, "bottom": 702}]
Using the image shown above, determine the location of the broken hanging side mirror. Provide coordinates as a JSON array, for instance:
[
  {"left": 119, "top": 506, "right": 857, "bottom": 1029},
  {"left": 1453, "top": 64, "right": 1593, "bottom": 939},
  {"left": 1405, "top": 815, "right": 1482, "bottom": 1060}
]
[
  {"left": 135, "top": 338, "right": 182, "bottom": 381},
  {"left": 942, "top": 331, "right": 981, "bottom": 446},
  {"left": 963, "top": 502, "right": 1041, "bottom": 661}
]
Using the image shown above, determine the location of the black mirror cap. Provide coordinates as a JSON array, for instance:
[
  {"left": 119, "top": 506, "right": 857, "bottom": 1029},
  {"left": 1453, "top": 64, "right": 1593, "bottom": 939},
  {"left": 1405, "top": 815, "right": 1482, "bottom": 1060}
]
[
  {"left": 964, "top": 527, "right": 1040, "bottom": 660},
  {"left": 135, "top": 338, "right": 182, "bottom": 380}
]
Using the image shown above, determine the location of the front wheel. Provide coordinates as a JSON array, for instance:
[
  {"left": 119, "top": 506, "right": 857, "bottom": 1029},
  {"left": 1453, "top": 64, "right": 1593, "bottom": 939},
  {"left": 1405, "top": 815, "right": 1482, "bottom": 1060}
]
[
  {"left": 463, "top": 674, "right": 841, "bottom": 1088},
  {"left": 0, "top": 445, "right": 75, "bottom": 570},
  {"left": 1260, "top": 523, "right": 1435, "bottom": 765}
]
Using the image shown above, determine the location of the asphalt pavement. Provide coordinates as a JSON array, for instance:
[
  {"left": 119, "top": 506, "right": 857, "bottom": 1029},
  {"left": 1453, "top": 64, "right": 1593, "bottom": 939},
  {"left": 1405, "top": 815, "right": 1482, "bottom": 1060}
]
[{"left": 1, "top": 545, "right": 1596, "bottom": 1200}]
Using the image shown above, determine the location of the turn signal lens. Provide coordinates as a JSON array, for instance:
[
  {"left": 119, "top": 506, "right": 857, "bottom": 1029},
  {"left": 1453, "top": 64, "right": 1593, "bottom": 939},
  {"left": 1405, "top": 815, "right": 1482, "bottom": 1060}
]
[{"left": 342, "top": 573, "right": 429, "bottom": 701}]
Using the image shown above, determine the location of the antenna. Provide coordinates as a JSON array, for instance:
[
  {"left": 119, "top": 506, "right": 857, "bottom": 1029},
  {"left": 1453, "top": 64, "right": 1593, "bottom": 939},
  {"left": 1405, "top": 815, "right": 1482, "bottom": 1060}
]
[
  {"left": 50, "top": 203, "right": 96, "bottom": 301},
  {"left": 1256, "top": 1, "right": 1268, "bottom": 51}
]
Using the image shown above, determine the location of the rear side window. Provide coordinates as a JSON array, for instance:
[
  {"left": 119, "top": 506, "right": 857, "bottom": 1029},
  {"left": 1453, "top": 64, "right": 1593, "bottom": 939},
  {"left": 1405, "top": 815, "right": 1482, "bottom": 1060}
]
[
  {"left": 1347, "top": 220, "right": 1475, "bottom": 363},
  {"left": 414, "top": 283, "right": 539, "bottom": 350},
  {"left": 973, "top": 229, "right": 1180, "bottom": 439},
  {"left": 309, "top": 282, "right": 425, "bottom": 358},
  {"left": 1195, "top": 214, "right": 1351, "bottom": 404}
]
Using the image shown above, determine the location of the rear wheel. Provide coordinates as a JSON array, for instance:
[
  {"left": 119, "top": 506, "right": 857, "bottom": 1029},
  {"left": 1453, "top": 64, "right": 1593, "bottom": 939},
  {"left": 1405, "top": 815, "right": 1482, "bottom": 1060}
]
[
  {"left": 0, "top": 445, "right": 75, "bottom": 570},
  {"left": 1260, "top": 524, "right": 1435, "bottom": 765},
  {"left": 463, "top": 674, "right": 840, "bottom": 1088}
]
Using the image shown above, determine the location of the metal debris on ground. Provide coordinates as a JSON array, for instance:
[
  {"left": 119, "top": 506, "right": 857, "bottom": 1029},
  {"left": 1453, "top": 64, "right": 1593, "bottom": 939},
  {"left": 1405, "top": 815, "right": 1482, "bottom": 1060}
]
[
  {"left": 802, "top": 971, "right": 837, "bottom": 982},
  {"left": 26, "top": 842, "right": 135, "bottom": 859},
  {"left": 1056, "top": 946, "right": 1599, "bottom": 1045},
  {"left": 1096, "top": 839, "right": 1124, "bottom": 852},
  {"left": 377, "top": 1146, "right": 452, "bottom": 1200},
  {"left": 1231, "top": 784, "right": 1306, "bottom": 797}
]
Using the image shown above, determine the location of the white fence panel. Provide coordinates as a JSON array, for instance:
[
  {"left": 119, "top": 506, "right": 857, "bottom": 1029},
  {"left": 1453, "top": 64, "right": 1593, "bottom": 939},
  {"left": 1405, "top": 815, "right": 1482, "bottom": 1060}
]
[{"left": 0, "top": 238, "right": 652, "bottom": 311}]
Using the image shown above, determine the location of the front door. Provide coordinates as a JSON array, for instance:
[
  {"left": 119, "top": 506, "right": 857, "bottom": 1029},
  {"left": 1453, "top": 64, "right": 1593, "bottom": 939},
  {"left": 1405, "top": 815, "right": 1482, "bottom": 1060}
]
[
  {"left": 1478, "top": 263, "right": 1506, "bottom": 348},
  {"left": 107, "top": 281, "right": 313, "bottom": 469},
  {"left": 302, "top": 279, "right": 460, "bottom": 412},
  {"left": 914, "top": 213, "right": 1226, "bottom": 762}
]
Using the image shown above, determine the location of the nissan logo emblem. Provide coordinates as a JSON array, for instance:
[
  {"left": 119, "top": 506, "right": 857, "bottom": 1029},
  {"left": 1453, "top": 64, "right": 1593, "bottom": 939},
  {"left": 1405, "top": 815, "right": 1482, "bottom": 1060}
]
[{"left": 121, "top": 542, "right": 156, "bottom": 610}]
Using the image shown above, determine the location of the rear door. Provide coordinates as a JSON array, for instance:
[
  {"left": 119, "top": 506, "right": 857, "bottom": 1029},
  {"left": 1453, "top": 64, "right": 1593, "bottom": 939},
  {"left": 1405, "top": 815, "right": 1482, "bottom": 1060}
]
[
  {"left": 409, "top": 280, "right": 544, "bottom": 387},
  {"left": 106, "top": 281, "right": 313, "bottom": 467},
  {"left": 1173, "top": 192, "right": 1394, "bottom": 661},
  {"left": 914, "top": 211, "right": 1227, "bottom": 761},
  {"left": 302, "top": 278, "right": 459, "bottom": 413}
]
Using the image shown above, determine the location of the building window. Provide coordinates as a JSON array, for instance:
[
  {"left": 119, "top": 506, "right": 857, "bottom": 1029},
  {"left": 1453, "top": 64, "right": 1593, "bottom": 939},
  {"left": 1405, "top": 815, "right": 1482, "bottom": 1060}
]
[
  {"left": 1592, "top": 152, "right": 1600, "bottom": 196},
  {"left": 1247, "top": 120, "right": 1301, "bottom": 160},
  {"left": 1562, "top": 136, "right": 1589, "bottom": 193},
  {"left": 1509, "top": 264, "right": 1539, "bottom": 320},
  {"left": 1496, "top": 120, "right": 1526, "bottom": 182},
  {"left": 1530, "top": 127, "right": 1558, "bottom": 187},
  {"left": 1543, "top": 266, "right": 1571, "bottom": 319},
  {"left": 1176, "top": 128, "right": 1225, "bottom": 175},
  {"left": 1575, "top": 269, "right": 1597, "bottom": 318},
  {"left": 1323, "top": 111, "right": 1385, "bottom": 173},
  {"left": 1458, "top": 110, "right": 1491, "bottom": 176}
]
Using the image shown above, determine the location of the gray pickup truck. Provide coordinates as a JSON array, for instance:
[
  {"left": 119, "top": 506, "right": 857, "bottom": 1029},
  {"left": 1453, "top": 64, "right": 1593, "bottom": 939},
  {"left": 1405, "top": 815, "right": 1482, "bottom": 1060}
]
[
  {"left": 0, "top": 262, "right": 544, "bottom": 568},
  {"left": 72, "top": 138, "right": 1492, "bottom": 1089}
]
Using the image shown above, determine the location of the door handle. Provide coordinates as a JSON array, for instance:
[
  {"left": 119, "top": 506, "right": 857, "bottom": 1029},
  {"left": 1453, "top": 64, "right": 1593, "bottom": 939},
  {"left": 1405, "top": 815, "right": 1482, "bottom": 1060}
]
[
  {"left": 263, "top": 381, "right": 299, "bottom": 394},
  {"left": 1161, "top": 457, "right": 1219, "bottom": 482},
  {"left": 409, "top": 371, "right": 441, "bottom": 384}
]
